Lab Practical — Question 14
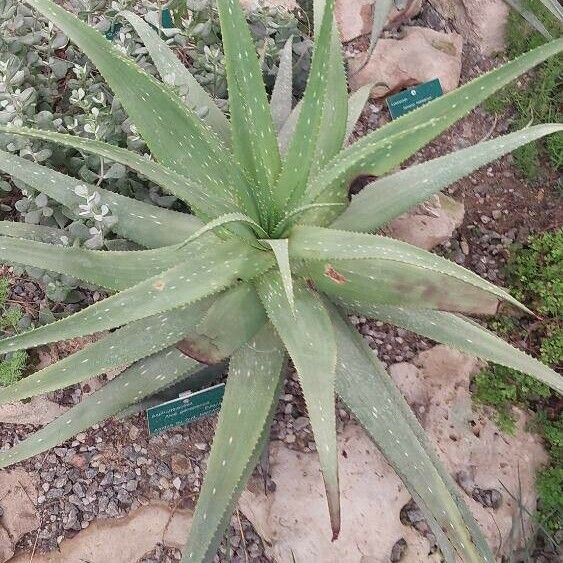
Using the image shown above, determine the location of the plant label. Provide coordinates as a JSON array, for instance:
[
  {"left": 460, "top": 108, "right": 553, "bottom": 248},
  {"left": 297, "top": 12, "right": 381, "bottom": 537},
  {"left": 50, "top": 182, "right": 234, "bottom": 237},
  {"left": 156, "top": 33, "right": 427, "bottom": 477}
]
[
  {"left": 386, "top": 79, "right": 443, "bottom": 119},
  {"left": 146, "top": 383, "right": 225, "bottom": 435},
  {"left": 161, "top": 8, "right": 174, "bottom": 29}
]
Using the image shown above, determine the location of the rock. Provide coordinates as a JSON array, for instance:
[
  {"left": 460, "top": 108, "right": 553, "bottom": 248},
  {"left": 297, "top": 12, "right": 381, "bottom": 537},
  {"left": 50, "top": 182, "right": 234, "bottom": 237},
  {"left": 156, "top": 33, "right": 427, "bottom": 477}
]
[
  {"left": 428, "top": 0, "right": 509, "bottom": 55},
  {"left": 240, "top": 346, "right": 547, "bottom": 561},
  {"left": 335, "top": 0, "right": 422, "bottom": 43},
  {"left": 0, "top": 470, "right": 40, "bottom": 563},
  {"left": 10, "top": 504, "right": 192, "bottom": 563},
  {"left": 390, "top": 537, "right": 408, "bottom": 561},
  {"left": 0, "top": 397, "right": 68, "bottom": 426},
  {"left": 385, "top": 193, "right": 465, "bottom": 251},
  {"left": 239, "top": 425, "right": 437, "bottom": 562},
  {"left": 171, "top": 454, "right": 191, "bottom": 476},
  {"left": 409, "top": 345, "right": 547, "bottom": 554},
  {"left": 349, "top": 26, "right": 463, "bottom": 98}
]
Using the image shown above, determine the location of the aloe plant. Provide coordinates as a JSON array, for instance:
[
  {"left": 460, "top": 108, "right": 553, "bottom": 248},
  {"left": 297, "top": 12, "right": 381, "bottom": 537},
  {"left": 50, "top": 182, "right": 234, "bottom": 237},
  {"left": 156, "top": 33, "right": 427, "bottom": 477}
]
[{"left": 0, "top": 0, "right": 561, "bottom": 560}]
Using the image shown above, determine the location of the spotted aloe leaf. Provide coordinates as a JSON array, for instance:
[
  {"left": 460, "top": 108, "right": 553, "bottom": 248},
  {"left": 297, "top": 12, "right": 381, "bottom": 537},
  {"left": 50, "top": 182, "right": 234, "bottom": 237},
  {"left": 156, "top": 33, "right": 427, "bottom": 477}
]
[
  {"left": 177, "top": 284, "right": 267, "bottom": 365},
  {"left": 310, "top": 1, "right": 349, "bottom": 174},
  {"left": 329, "top": 306, "right": 495, "bottom": 563},
  {"left": 0, "top": 298, "right": 214, "bottom": 405},
  {"left": 0, "top": 221, "right": 69, "bottom": 244},
  {"left": 362, "top": 0, "right": 394, "bottom": 68},
  {"left": 263, "top": 239, "right": 295, "bottom": 312},
  {"left": 119, "top": 10, "right": 231, "bottom": 145},
  {"left": 303, "top": 38, "right": 563, "bottom": 222},
  {"left": 538, "top": 0, "right": 563, "bottom": 20},
  {"left": 504, "top": 0, "right": 553, "bottom": 38},
  {"left": 217, "top": 0, "right": 281, "bottom": 224},
  {"left": 334, "top": 301, "right": 563, "bottom": 394},
  {"left": 0, "top": 285, "right": 266, "bottom": 407},
  {"left": 272, "top": 0, "right": 337, "bottom": 215},
  {"left": 0, "top": 125, "right": 240, "bottom": 220},
  {"left": 0, "top": 240, "right": 272, "bottom": 354},
  {"left": 270, "top": 37, "right": 294, "bottom": 132},
  {"left": 0, "top": 348, "right": 201, "bottom": 468},
  {"left": 178, "top": 212, "right": 268, "bottom": 247},
  {"left": 292, "top": 226, "right": 530, "bottom": 314},
  {"left": 332, "top": 124, "right": 563, "bottom": 232},
  {"left": 257, "top": 272, "right": 341, "bottom": 538},
  {"left": 0, "top": 149, "right": 201, "bottom": 248},
  {"left": 183, "top": 324, "right": 285, "bottom": 562},
  {"left": 0, "top": 235, "right": 205, "bottom": 291},
  {"left": 24, "top": 0, "right": 257, "bottom": 220},
  {"left": 345, "top": 83, "right": 372, "bottom": 141}
]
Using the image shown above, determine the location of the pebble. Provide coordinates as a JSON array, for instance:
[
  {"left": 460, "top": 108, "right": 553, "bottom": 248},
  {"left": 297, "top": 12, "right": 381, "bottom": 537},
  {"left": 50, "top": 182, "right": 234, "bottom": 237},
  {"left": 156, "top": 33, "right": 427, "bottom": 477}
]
[{"left": 171, "top": 454, "right": 191, "bottom": 476}]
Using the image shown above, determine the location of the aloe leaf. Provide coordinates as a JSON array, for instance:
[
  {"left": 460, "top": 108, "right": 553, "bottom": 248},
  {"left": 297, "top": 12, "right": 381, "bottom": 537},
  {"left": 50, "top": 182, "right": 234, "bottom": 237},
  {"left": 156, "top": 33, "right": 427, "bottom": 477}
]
[
  {"left": 216, "top": 0, "right": 281, "bottom": 223},
  {"left": 257, "top": 273, "right": 341, "bottom": 538},
  {"left": 178, "top": 213, "right": 267, "bottom": 248},
  {"left": 120, "top": 10, "right": 231, "bottom": 145},
  {"left": 291, "top": 226, "right": 529, "bottom": 313},
  {"left": 0, "top": 298, "right": 214, "bottom": 405},
  {"left": 308, "top": 258, "right": 523, "bottom": 315},
  {"left": 263, "top": 239, "right": 295, "bottom": 312},
  {"left": 0, "top": 149, "right": 201, "bottom": 248},
  {"left": 178, "top": 284, "right": 267, "bottom": 364},
  {"left": 24, "top": 0, "right": 257, "bottom": 220},
  {"left": 0, "top": 221, "right": 68, "bottom": 244},
  {"left": 272, "top": 0, "right": 337, "bottom": 214},
  {"left": 183, "top": 324, "right": 285, "bottom": 563},
  {"left": 0, "top": 240, "right": 272, "bottom": 354},
  {"left": 278, "top": 101, "right": 301, "bottom": 155},
  {"left": 270, "top": 37, "right": 294, "bottom": 132},
  {"left": 0, "top": 125, "right": 240, "bottom": 220},
  {"left": 0, "top": 285, "right": 266, "bottom": 405},
  {"left": 305, "top": 38, "right": 563, "bottom": 220},
  {"left": 332, "top": 124, "right": 563, "bottom": 232},
  {"left": 345, "top": 84, "right": 372, "bottom": 141},
  {"left": 272, "top": 202, "right": 346, "bottom": 237},
  {"left": 336, "top": 301, "right": 563, "bottom": 394},
  {"left": 0, "top": 235, "right": 201, "bottom": 291},
  {"left": 329, "top": 306, "right": 494, "bottom": 563},
  {"left": 503, "top": 0, "right": 552, "bottom": 38},
  {"left": 279, "top": 77, "right": 360, "bottom": 157},
  {"left": 311, "top": 24, "right": 348, "bottom": 174},
  {"left": 0, "top": 348, "right": 200, "bottom": 469},
  {"left": 361, "top": 0, "right": 394, "bottom": 69},
  {"left": 538, "top": 0, "right": 563, "bottom": 20}
]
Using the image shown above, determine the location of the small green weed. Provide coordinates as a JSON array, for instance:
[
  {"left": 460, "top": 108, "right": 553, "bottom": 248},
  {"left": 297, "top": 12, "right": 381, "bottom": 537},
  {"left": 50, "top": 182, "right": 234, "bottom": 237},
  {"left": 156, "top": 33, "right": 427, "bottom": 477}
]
[
  {"left": 473, "top": 364, "right": 550, "bottom": 433},
  {"left": 533, "top": 413, "right": 562, "bottom": 533},
  {"left": 475, "top": 231, "right": 561, "bottom": 431},
  {"left": 474, "top": 230, "right": 562, "bottom": 533},
  {"left": 485, "top": 0, "right": 562, "bottom": 177},
  {"left": 506, "top": 229, "right": 563, "bottom": 317},
  {"left": 0, "top": 277, "right": 26, "bottom": 387}
]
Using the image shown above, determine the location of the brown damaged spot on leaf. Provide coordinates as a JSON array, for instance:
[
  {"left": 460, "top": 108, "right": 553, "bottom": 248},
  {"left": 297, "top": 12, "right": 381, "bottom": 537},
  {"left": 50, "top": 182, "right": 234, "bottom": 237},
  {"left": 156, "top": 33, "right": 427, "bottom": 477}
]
[
  {"left": 324, "top": 264, "right": 347, "bottom": 285},
  {"left": 153, "top": 280, "right": 165, "bottom": 291},
  {"left": 176, "top": 336, "right": 222, "bottom": 365}
]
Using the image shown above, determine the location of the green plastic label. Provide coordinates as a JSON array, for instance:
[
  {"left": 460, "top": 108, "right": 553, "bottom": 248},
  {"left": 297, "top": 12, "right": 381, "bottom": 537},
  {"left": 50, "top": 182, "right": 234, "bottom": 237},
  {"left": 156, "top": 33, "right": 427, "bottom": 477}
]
[
  {"left": 146, "top": 383, "right": 225, "bottom": 435},
  {"left": 386, "top": 79, "right": 443, "bottom": 119},
  {"left": 161, "top": 8, "right": 174, "bottom": 29}
]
